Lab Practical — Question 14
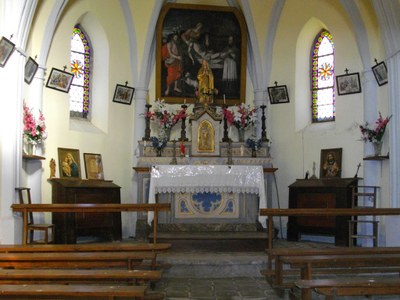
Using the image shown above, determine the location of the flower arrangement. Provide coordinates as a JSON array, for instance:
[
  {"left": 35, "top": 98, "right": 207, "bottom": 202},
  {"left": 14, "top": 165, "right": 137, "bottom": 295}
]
[
  {"left": 222, "top": 103, "right": 258, "bottom": 130},
  {"left": 246, "top": 137, "right": 262, "bottom": 151},
  {"left": 359, "top": 112, "right": 391, "bottom": 143},
  {"left": 150, "top": 136, "right": 168, "bottom": 150},
  {"left": 146, "top": 99, "right": 187, "bottom": 129},
  {"left": 23, "top": 102, "right": 47, "bottom": 145}
]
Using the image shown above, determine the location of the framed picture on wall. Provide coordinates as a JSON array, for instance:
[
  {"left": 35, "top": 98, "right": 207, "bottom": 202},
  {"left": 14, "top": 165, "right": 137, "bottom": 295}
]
[
  {"left": 336, "top": 72, "right": 361, "bottom": 95},
  {"left": 0, "top": 36, "right": 15, "bottom": 67},
  {"left": 57, "top": 148, "right": 81, "bottom": 179},
  {"left": 24, "top": 57, "right": 39, "bottom": 84},
  {"left": 320, "top": 148, "right": 342, "bottom": 179},
  {"left": 268, "top": 84, "right": 289, "bottom": 104},
  {"left": 372, "top": 61, "right": 388, "bottom": 86},
  {"left": 46, "top": 68, "right": 74, "bottom": 93},
  {"left": 156, "top": 3, "right": 247, "bottom": 106},
  {"left": 83, "top": 153, "right": 104, "bottom": 180},
  {"left": 112, "top": 84, "right": 135, "bottom": 105}
]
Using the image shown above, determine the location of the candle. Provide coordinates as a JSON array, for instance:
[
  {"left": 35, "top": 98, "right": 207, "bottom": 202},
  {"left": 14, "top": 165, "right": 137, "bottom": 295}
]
[
  {"left": 223, "top": 94, "right": 226, "bottom": 104},
  {"left": 184, "top": 98, "right": 186, "bottom": 104}
]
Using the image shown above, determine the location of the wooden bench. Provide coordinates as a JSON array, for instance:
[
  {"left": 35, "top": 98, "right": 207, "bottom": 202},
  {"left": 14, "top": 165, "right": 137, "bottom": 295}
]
[
  {"left": 0, "top": 268, "right": 162, "bottom": 285},
  {"left": 0, "top": 283, "right": 148, "bottom": 299},
  {"left": 259, "top": 208, "right": 400, "bottom": 252},
  {"left": 0, "top": 242, "right": 171, "bottom": 253},
  {"left": 0, "top": 251, "right": 156, "bottom": 269},
  {"left": 264, "top": 246, "right": 400, "bottom": 288},
  {"left": 281, "top": 253, "right": 400, "bottom": 300},
  {"left": 11, "top": 203, "right": 171, "bottom": 245},
  {"left": 295, "top": 277, "right": 400, "bottom": 300}
]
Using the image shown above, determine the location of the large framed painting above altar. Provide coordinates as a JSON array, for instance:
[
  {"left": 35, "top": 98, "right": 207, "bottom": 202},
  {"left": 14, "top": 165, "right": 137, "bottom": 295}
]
[{"left": 156, "top": 3, "right": 247, "bottom": 105}]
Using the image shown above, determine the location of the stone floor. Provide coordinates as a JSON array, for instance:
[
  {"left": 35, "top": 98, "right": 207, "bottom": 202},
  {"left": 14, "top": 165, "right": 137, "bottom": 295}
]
[{"left": 146, "top": 239, "right": 400, "bottom": 300}]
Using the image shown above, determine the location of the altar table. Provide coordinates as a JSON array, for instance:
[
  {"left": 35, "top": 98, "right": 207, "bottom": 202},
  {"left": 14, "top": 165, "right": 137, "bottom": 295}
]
[{"left": 148, "top": 165, "right": 267, "bottom": 226}]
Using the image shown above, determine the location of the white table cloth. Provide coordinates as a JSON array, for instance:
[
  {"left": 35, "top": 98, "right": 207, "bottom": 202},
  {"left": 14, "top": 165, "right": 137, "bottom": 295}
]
[{"left": 148, "top": 165, "right": 267, "bottom": 226}]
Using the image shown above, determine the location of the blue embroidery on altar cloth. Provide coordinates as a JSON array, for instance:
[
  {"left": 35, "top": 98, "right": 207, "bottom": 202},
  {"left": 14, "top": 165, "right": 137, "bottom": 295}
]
[{"left": 192, "top": 192, "right": 222, "bottom": 213}]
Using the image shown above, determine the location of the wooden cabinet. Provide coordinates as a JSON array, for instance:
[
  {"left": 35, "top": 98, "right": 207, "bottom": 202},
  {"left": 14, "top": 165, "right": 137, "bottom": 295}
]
[
  {"left": 287, "top": 178, "right": 358, "bottom": 246},
  {"left": 48, "top": 179, "right": 122, "bottom": 244}
]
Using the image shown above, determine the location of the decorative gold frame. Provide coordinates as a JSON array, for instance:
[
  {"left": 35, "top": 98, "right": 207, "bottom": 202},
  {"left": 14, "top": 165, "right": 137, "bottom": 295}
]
[
  {"left": 156, "top": 3, "right": 247, "bottom": 106},
  {"left": 57, "top": 148, "right": 81, "bottom": 179},
  {"left": 83, "top": 153, "right": 104, "bottom": 180}
]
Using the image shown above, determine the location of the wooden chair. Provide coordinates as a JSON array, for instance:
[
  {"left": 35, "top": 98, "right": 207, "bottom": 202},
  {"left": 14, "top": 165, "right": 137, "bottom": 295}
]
[
  {"left": 348, "top": 185, "right": 379, "bottom": 247},
  {"left": 15, "top": 187, "right": 54, "bottom": 244}
]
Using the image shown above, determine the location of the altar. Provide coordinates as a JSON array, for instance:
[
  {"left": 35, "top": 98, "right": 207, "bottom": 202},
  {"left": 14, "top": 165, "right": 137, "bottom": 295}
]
[
  {"left": 133, "top": 103, "right": 276, "bottom": 238},
  {"left": 147, "top": 165, "right": 267, "bottom": 226}
]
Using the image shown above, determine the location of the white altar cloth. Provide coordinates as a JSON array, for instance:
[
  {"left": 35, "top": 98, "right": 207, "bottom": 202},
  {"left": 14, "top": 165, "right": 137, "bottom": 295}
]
[{"left": 148, "top": 165, "right": 267, "bottom": 226}]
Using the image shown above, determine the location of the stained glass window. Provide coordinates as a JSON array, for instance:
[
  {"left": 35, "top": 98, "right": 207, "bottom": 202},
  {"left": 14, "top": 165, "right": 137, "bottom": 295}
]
[
  {"left": 70, "top": 25, "right": 91, "bottom": 118},
  {"left": 312, "top": 30, "right": 335, "bottom": 122}
]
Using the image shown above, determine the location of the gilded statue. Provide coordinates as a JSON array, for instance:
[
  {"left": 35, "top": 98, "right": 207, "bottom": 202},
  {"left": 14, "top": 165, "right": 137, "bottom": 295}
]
[
  {"left": 197, "top": 60, "right": 214, "bottom": 106},
  {"left": 49, "top": 158, "right": 56, "bottom": 178}
]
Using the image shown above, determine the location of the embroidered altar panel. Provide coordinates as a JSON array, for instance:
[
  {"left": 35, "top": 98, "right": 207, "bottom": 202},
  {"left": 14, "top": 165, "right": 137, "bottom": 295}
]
[{"left": 175, "top": 192, "right": 240, "bottom": 219}]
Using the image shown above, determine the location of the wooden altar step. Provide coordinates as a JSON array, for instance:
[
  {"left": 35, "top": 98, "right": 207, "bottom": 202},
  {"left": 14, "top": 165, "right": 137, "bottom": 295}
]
[
  {"left": 148, "top": 223, "right": 271, "bottom": 252},
  {"left": 150, "top": 231, "right": 268, "bottom": 240}
]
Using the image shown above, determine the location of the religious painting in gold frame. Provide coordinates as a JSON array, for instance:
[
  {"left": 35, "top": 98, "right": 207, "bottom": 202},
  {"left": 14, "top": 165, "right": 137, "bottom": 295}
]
[
  {"left": 197, "top": 120, "right": 215, "bottom": 153},
  {"left": 156, "top": 3, "right": 247, "bottom": 106}
]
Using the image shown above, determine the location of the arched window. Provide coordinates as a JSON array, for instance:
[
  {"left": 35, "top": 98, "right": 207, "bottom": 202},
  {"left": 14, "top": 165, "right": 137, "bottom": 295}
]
[
  {"left": 311, "top": 30, "right": 335, "bottom": 123},
  {"left": 70, "top": 25, "right": 91, "bottom": 118}
]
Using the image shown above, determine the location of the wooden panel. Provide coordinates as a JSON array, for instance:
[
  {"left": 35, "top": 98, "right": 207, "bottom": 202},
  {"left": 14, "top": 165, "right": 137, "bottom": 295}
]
[
  {"left": 48, "top": 179, "right": 122, "bottom": 244},
  {"left": 297, "top": 193, "right": 336, "bottom": 227}
]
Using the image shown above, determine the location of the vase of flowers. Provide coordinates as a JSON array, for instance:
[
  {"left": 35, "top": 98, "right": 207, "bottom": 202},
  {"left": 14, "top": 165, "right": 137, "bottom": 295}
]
[
  {"left": 146, "top": 99, "right": 187, "bottom": 141},
  {"left": 223, "top": 103, "right": 258, "bottom": 142},
  {"left": 23, "top": 102, "right": 47, "bottom": 155},
  {"left": 246, "top": 137, "right": 262, "bottom": 157},
  {"left": 150, "top": 136, "right": 168, "bottom": 157},
  {"left": 359, "top": 112, "right": 391, "bottom": 156}
]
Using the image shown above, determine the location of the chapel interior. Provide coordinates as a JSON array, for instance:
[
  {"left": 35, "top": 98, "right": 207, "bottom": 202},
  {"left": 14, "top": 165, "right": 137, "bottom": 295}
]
[{"left": 1, "top": 0, "right": 400, "bottom": 298}]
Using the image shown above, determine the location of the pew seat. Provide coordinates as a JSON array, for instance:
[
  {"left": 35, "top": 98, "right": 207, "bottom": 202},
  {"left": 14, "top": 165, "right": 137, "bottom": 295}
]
[
  {"left": 0, "top": 283, "right": 148, "bottom": 299},
  {"left": 0, "top": 269, "right": 162, "bottom": 285},
  {"left": 0, "top": 251, "right": 156, "bottom": 269},
  {"left": 295, "top": 277, "right": 400, "bottom": 299}
]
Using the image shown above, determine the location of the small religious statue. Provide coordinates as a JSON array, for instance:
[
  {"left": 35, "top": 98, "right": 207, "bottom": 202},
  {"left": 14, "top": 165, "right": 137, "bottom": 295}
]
[
  {"left": 197, "top": 60, "right": 214, "bottom": 106},
  {"left": 49, "top": 158, "right": 56, "bottom": 178}
]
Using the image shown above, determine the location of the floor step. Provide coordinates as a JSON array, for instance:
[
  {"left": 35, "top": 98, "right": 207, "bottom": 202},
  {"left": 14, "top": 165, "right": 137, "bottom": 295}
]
[{"left": 151, "top": 231, "right": 268, "bottom": 240}]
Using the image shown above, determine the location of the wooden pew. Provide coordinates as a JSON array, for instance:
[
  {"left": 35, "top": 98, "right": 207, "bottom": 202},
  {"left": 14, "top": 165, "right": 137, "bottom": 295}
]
[
  {"left": 259, "top": 208, "right": 400, "bottom": 252},
  {"left": 0, "top": 268, "right": 162, "bottom": 285},
  {"left": 0, "top": 284, "right": 148, "bottom": 299},
  {"left": 0, "top": 242, "right": 171, "bottom": 253},
  {"left": 281, "top": 253, "right": 400, "bottom": 300},
  {"left": 259, "top": 208, "right": 400, "bottom": 273},
  {"left": 264, "top": 246, "right": 400, "bottom": 288},
  {"left": 11, "top": 203, "right": 171, "bottom": 245},
  {"left": 295, "top": 277, "right": 400, "bottom": 300},
  {"left": 0, "top": 251, "right": 156, "bottom": 269}
]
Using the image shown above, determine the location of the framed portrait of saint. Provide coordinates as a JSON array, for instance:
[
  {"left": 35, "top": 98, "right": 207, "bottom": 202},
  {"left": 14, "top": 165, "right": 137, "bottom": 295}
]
[
  {"left": 156, "top": 3, "right": 247, "bottom": 106},
  {"left": 320, "top": 148, "right": 342, "bottom": 179}
]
